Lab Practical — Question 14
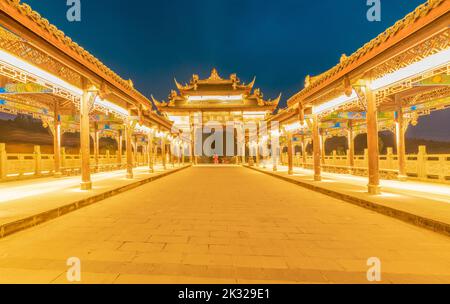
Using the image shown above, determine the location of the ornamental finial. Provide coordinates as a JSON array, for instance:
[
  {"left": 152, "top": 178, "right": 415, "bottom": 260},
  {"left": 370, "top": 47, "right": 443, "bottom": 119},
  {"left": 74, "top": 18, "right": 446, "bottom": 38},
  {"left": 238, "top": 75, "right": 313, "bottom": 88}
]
[{"left": 208, "top": 68, "right": 222, "bottom": 81}]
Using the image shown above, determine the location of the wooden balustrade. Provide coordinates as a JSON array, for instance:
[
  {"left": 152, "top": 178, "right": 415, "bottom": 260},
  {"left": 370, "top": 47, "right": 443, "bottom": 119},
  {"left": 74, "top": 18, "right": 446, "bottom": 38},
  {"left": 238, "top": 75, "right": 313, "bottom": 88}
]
[
  {"left": 0, "top": 143, "right": 156, "bottom": 182},
  {"left": 284, "top": 145, "right": 450, "bottom": 184}
]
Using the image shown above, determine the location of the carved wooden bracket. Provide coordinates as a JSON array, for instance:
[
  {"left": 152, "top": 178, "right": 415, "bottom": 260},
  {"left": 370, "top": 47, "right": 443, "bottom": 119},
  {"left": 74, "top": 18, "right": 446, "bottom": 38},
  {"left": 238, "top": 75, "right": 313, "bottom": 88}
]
[{"left": 352, "top": 85, "right": 368, "bottom": 111}]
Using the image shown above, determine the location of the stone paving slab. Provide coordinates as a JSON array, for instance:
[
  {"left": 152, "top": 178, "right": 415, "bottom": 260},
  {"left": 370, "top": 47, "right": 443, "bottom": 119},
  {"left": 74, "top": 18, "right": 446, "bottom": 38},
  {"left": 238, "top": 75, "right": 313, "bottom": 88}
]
[
  {"left": 245, "top": 165, "right": 450, "bottom": 236},
  {"left": 0, "top": 166, "right": 449, "bottom": 284},
  {"left": 0, "top": 164, "right": 191, "bottom": 239}
]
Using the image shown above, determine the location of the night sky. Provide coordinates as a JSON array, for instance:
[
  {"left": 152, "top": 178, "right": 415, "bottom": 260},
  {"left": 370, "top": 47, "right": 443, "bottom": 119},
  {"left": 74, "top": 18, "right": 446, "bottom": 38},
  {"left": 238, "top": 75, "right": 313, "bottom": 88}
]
[{"left": 14, "top": 0, "right": 450, "bottom": 141}]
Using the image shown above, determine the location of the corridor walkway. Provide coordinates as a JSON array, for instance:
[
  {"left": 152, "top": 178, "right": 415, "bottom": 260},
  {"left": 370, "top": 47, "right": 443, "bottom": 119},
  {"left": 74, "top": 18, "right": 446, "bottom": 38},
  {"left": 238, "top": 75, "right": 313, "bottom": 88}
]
[
  {"left": 251, "top": 164, "right": 450, "bottom": 228},
  {"left": 0, "top": 165, "right": 178, "bottom": 227},
  {"left": 0, "top": 166, "right": 449, "bottom": 283}
]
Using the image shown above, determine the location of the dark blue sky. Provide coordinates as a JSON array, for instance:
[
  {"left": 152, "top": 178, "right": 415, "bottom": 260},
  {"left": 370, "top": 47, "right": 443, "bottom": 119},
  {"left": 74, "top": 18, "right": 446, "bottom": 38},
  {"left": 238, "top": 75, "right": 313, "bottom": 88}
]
[{"left": 19, "top": 0, "right": 449, "bottom": 141}]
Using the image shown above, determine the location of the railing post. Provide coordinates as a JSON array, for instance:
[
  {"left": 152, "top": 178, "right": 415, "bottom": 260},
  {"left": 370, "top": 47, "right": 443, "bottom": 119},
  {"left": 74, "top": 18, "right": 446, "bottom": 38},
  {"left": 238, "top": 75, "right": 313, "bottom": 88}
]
[
  {"left": 61, "top": 148, "right": 66, "bottom": 169},
  {"left": 34, "top": 145, "right": 42, "bottom": 176},
  {"left": 0, "top": 143, "right": 6, "bottom": 180},
  {"left": 387, "top": 147, "right": 393, "bottom": 170},
  {"left": 105, "top": 150, "right": 110, "bottom": 170},
  {"left": 417, "top": 145, "right": 427, "bottom": 180},
  {"left": 332, "top": 150, "right": 337, "bottom": 166}
]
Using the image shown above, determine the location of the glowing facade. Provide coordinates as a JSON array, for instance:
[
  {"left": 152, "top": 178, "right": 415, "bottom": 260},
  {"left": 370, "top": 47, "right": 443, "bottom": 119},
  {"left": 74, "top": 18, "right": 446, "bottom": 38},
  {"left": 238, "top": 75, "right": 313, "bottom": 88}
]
[{"left": 153, "top": 68, "right": 281, "bottom": 163}]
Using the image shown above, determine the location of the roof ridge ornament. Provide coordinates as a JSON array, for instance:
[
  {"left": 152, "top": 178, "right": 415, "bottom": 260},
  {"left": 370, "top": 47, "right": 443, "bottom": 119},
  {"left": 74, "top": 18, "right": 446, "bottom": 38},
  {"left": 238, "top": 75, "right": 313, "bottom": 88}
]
[{"left": 208, "top": 68, "right": 223, "bottom": 81}]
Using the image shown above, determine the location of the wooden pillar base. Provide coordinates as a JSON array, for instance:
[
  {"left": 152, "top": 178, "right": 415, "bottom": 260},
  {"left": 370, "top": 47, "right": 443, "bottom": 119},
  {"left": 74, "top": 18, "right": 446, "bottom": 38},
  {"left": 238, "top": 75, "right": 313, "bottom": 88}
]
[
  {"left": 288, "top": 169, "right": 293, "bottom": 175},
  {"left": 368, "top": 184, "right": 381, "bottom": 195},
  {"left": 126, "top": 172, "right": 134, "bottom": 179},
  {"left": 80, "top": 181, "right": 92, "bottom": 190},
  {"left": 314, "top": 174, "right": 321, "bottom": 181}
]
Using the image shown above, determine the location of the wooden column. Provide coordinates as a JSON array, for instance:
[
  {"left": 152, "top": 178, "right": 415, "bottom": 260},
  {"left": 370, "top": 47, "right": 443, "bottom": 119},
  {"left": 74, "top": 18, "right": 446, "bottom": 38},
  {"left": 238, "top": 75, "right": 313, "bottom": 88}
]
[
  {"left": 347, "top": 121, "right": 355, "bottom": 173},
  {"left": 125, "top": 121, "right": 134, "bottom": 179},
  {"left": 271, "top": 132, "right": 278, "bottom": 172},
  {"left": 0, "top": 143, "right": 6, "bottom": 180},
  {"left": 117, "top": 131, "right": 123, "bottom": 168},
  {"left": 396, "top": 102, "right": 407, "bottom": 181},
  {"left": 93, "top": 123, "right": 99, "bottom": 172},
  {"left": 255, "top": 142, "right": 260, "bottom": 167},
  {"left": 241, "top": 136, "right": 246, "bottom": 165},
  {"left": 53, "top": 102, "right": 62, "bottom": 177},
  {"left": 161, "top": 136, "right": 167, "bottom": 169},
  {"left": 320, "top": 133, "right": 326, "bottom": 165},
  {"left": 191, "top": 127, "right": 197, "bottom": 165},
  {"left": 181, "top": 143, "right": 185, "bottom": 165},
  {"left": 190, "top": 141, "right": 194, "bottom": 164},
  {"left": 248, "top": 141, "right": 254, "bottom": 167},
  {"left": 301, "top": 135, "right": 307, "bottom": 168},
  {"left": 260, "top": 136, "right": 265, "bottom": 168},
  {"left": 312, "top": 115, "right": 321, "bottom": 181},
  {"left": 365, "top": 82, "right": 381, "bottom": 194},
  {"left": 287, "top": 132, "right": 294, "bottom": 175},
  {"left": 132, "top": 136, "right": 138, "bottom": 166},
  {"left": 34, "top": 145, "right": 41, "bottom": 176},
  {"left": 148, "top": 131, "right": 154, "bottom": 173},
  {"left": 190, "top": 127, "right": 194, "bottom": 164},
  {"left": 142, "top": 144, "right": 147, "bottom": 165},
  {"left": 169, "top": 140, "right": 174, "bottom": 168},
  {"left": 255, "top": 124, "right": 260, "bottom": 167},
  {"left": 80, "top": 88, "right": 93, "bottom": 190}
]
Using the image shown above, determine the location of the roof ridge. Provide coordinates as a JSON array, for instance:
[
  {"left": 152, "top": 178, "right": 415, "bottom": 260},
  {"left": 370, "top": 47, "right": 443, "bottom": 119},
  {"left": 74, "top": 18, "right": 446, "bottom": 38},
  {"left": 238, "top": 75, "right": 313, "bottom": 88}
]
[
  {"left": 289, "top": 0, "right": 446, "bottom": 103},
  {"left": 3, "top": 0, "right": 151, "bottom": 105}
]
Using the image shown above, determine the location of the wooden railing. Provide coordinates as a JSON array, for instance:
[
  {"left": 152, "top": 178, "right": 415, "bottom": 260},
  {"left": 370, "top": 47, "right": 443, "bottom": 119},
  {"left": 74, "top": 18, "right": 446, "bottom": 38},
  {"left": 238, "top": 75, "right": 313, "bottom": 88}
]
[
  {"left": 282, "top": 145, "right": 450, "bottom": 184},
  {"left": 0, "top": 143, "right": 154, "bottom": 182}
]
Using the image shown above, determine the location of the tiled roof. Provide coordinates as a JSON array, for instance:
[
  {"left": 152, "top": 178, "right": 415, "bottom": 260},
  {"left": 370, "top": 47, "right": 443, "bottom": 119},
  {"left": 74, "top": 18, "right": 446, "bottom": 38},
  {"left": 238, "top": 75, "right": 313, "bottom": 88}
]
[
  {"left": 288, "top": 0, "right": 448, "bottom": 105},
  {"left": 1, "top": 0, "right": 151, "bottom": 106}
]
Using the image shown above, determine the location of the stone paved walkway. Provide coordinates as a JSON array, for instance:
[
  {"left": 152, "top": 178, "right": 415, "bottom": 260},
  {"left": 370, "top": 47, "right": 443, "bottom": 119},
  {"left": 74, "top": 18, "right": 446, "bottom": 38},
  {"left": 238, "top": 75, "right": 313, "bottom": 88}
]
[
  {"left": 252, "top": 164, "right": 450, "bottom": 227},
  {"left": 0, "top": 165, "right": 178, "bottom": 227},
  {"left": 0, "top": 166, "right": 449, "bottom": 284}
]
